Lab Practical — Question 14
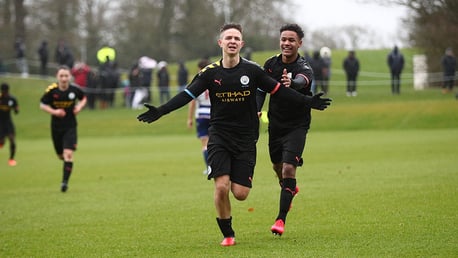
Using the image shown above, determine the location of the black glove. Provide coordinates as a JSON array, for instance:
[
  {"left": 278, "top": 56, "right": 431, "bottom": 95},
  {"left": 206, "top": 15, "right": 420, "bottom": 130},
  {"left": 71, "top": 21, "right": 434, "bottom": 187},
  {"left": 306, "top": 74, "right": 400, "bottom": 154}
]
[
  {"left": 309, "top": 92, "right": 332, "bottom": 110},
  {"left": 137, "top": 103, "right": 163, "bottom": 123}
]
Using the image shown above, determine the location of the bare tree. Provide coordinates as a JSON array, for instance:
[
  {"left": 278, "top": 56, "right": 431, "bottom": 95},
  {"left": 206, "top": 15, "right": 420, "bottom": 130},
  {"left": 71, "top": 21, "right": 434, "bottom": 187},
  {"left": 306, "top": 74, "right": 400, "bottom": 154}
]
[
  {"left": 3, "top": 0, "right": 303, "bottom": 69},
  {"left": 173, "top": 0, "right": 221, "bottom": 60},
  {"left": 13, "top": 0, "right": 26, "bottom": 39},
  {"left": 308, "top": 28, "right": 344, "bottom": 50},
  {"left": 371, "top": 0, "right": 458, "bottom": 72},
  {"left": 341, "top": 25, "right": 369, "bottom": 50},
  {"left": 0, "top": 0, "right": 14, "bottom": 58}
]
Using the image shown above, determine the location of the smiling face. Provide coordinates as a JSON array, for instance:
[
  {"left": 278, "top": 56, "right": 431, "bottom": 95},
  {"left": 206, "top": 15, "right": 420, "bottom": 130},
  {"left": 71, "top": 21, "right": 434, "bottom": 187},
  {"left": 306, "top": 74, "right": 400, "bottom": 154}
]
[
  {"left": 280, "top": 30, "right": 302, "bottom": 62},
  {"left": 218, "top": 28, "right": 244, "bottom": 58}
]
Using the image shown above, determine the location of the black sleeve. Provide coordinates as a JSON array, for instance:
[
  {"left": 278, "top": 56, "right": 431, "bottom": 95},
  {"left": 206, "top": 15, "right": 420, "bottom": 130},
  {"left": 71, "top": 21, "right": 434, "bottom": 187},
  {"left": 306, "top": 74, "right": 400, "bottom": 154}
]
[
  {"left": 159, "top": 90, "right": 194, "bottom": 115},
  {"left": 290, "top": 75, "right": 307, "bottom": 90},
  {"left": 272, "top": 85, "right": 311, "bottom": 108},
  {"left": 40, "top": 91, "right": 52, "bottom": 105}
]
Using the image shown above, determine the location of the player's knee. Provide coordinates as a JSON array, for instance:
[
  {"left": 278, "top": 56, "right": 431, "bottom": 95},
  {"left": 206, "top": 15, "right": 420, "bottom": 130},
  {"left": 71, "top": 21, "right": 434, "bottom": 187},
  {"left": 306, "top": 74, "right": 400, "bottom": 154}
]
[
  {"left": 214, "top": 176, "right": 230, "bottom": 195},
  {"left": 62, "top": 149, "right": 73, "bottom": 162},
  {"left": 273, "top": 163, "right": 282, "bottom": 174},
  {"left": 282, "top": 163, "right": 296, "bottom": 178},
  {"left": 231, "top": 184, "right": 250, "bottom": 201},
  {"left": 232, "top": 191, "right": 249, "bottom": 201}
]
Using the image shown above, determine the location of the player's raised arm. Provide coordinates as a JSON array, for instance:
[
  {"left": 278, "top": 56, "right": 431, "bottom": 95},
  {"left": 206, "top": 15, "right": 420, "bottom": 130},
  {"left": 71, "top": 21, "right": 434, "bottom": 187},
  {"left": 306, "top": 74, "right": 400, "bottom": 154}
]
[
  {"left": 269, "top": 82, "right": 332, "bottom": 110},
  {"left": 137, "top": 89, "right": 195, "bottom": 123}
]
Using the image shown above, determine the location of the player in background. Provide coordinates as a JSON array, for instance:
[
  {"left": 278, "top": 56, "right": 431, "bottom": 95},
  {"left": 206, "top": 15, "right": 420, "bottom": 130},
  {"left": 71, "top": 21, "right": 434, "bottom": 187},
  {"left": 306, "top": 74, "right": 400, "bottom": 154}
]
[
  {"left": 40, "top": 66, "right": 87, "bottom": 192},
  {"left": 0, "top": 83, "right": 19, "bottom": 166},
  {"left": 256, "top": 23, "right": 315, "bottom": 236},
  {"left": 138, "top": 23, "right": 331, "bottom": 246},
  {"left": 187, "top": 58, "right": 211, "bottom": 175}
]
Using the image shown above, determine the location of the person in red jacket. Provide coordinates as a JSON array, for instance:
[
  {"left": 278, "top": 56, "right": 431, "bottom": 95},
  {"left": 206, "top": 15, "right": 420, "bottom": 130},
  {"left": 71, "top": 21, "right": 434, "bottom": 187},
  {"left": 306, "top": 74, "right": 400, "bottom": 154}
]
[{"left": 71, "top": 61, "right": 91, "bottom": 88}]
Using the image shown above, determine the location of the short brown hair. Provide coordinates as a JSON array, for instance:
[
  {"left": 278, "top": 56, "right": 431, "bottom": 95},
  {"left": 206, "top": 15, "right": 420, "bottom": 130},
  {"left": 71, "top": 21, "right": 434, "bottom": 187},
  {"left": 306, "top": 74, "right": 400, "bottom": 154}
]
[{"left": 220, "top": 23, "right": 243, "bottom": 34}]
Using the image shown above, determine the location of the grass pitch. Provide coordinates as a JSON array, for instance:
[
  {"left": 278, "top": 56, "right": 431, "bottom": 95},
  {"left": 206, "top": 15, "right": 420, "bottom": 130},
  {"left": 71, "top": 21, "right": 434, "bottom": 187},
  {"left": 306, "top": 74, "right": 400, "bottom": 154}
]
[
  {"left": 0, "top": 49, "right": 457, "bottom": 257},
  {"left": 1, "top": 130, "right": 457, "bottom": 257}
]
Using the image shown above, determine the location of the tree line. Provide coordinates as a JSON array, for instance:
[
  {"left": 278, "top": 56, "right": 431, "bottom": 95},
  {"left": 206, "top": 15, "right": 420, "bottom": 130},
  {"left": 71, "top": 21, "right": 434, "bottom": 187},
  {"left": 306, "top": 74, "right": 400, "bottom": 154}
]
[
  {"left": 1, "top": 0, "right": 456, "bottom": 74},
  {"left": 375, "top": 0, "right": 458, "bottom": 72},
  {"left": 0, "top": 0, "right": 290, "bottom": 68}
]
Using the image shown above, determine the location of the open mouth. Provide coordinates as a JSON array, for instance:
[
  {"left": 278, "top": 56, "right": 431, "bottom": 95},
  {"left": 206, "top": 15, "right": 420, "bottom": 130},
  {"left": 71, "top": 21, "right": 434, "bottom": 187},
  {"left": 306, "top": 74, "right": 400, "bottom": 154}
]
[{"left": 282, "top": 47, "right": 292, "bottom": 52}]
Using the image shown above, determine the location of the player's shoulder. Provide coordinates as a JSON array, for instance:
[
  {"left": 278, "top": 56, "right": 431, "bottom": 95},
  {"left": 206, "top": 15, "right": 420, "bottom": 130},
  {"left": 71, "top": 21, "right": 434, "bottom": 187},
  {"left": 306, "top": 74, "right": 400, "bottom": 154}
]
[
  {"left": 69, "top": 83, "right": 81, "bottom": 89},
  {"left": 45, "top": 83, "right": 58, "bottom": 93},
  {"left": 70, "top": 83, "right": 86, "bottom": 94},
  {"left": 240, "top": 57, "right": 264, "bottom": 70},
  {"left": 199, "top": 61, "right": 220, "bottom": 75},
  {"left": 263, "top": 54, "right": 281, "bottom": 68},
  {"left": 266, "top": 54, "right": 281, "bottom": 63},
  {"left": 296, "top": 55, "right": 313, "bottom": 70},
  {"left": 297, "top": 55, "right": 308, "bottom": 65}
]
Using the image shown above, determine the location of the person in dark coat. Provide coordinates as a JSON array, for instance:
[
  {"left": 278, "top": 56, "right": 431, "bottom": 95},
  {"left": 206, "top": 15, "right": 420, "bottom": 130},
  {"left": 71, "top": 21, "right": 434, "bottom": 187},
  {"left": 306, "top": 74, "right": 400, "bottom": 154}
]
[
  {"left": 37, "top": 40, "right": 49, "bottom": 76},
  {"left": 177, "top": 61, "right": 189, "bottom": 92},
  {"left": 441, "top": 47, "right": 456, "bottom": 94},
  {"left": 387, "top": 46, "right": 405, "bottom": 95},
  {"left": 343, "top": 50, "right": 360, "bottom": 97},
  {"left": 309, "top": 50, "right": 326, "bottom": 95}
]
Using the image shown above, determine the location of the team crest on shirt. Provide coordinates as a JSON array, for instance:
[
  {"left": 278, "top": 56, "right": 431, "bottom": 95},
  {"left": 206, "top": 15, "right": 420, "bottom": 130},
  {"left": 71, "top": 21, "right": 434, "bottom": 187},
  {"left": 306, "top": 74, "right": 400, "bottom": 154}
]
[
  {"left": 68, "top": 92, "right": 76, "bottom": 99},
  {"left": 240, "top": 75, "right": 249, "bottom": 87}
]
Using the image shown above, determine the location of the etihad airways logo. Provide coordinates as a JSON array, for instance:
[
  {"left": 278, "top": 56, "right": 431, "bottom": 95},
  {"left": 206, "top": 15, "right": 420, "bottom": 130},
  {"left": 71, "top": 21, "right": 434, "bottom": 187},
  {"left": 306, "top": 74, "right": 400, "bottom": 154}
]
[
  {"left": 215, "top": 90, "right": 251, "bottom": 102},
  {"left": 52, "top": 100, "right": 75, "bottom": 108}
]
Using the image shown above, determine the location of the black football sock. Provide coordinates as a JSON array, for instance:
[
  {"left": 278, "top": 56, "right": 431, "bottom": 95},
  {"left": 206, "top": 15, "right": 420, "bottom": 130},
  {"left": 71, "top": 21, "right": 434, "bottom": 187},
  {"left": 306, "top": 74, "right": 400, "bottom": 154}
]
[
  {"left": 276, "top": 178, "right": 296, "bottom": 223},
  {"left": 216, "top": 217, "right": 235, "bottom": 238},
  {"left": 62, "top": 161, "right": 73, "bottom": 183},
  {"left": 10, "top": 142, "right": 16, "bottom": 159}
]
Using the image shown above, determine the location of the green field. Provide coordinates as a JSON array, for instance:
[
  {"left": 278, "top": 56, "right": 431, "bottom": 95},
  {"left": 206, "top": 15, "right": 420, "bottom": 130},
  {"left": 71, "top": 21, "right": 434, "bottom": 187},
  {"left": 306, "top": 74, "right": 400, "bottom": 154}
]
[{"left": 1, "top": 49, "right": 457, "bottom": 257}]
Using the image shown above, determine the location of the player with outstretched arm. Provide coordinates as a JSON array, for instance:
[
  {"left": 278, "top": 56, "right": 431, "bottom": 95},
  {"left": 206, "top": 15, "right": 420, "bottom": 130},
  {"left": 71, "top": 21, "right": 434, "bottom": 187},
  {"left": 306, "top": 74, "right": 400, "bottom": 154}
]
[{"left": 137, "top": 23, "right": 331, "bottom": 246}]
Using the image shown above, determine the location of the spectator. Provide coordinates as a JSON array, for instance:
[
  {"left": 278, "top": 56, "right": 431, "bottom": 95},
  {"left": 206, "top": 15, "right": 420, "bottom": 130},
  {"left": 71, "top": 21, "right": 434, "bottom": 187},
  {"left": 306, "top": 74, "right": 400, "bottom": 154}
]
[
  {"left": 37, "top": 40, "right": 49, "bottom": 77},
  {"left": 130, "top": 63, "right": 145, "bottom": 109},
  {"left": 441, "top": 47, "right": 456, "bottom": 94},
  {"left": 85, "top": 69, "right": 98, "bottom": 110},
  {"left": 99, "top": 59, "right": 119, "bottom": 108},
  {"left": 320, "top": 47, "right": 332, "bottom": 95},
  {"left": 177, "top": 61, "right": 188, "bottom": 92},
  {"left": 198, "top": 56, "right": 210, "bottom": 71},
  {"left": 343, "top": 50, "right": 360, "bottom": 97},
  {"left": 0, "top": 57, "right": 5, "bottom": 74},
  {"left": 157, "top": 61, "right": 170, "bottom": 104},
  {"left": 387, "top": 46, "right": 405, "bottom": 95},
  {"left": 14, "top": 38, "right": 28, "bottom": 77},
  {"left": 71, "top": 62, "right": 91, "bottom": 88},
  {"left": 309, "top": 50, "right": 325, "bottom": 95},
  {"left": 244, "top": 47, "right": 252, "bottom": 60},
  {"left": 55, "top": 40, "right": 74, "bottom": 68}
]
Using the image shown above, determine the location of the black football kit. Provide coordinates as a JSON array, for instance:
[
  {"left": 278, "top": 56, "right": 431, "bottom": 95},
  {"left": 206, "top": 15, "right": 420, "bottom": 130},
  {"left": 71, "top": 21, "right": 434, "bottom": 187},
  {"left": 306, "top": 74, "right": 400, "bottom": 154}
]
[{"left": 258, "top": 54, "right": 314, "bottom": 166}]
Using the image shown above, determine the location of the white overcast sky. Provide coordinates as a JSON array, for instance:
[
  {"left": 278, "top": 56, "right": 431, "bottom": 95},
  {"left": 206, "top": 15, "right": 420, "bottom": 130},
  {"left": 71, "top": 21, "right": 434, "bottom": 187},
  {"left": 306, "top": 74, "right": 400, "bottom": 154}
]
[{"left": 290, "top": 0, "right": 409, "bottom": 48}]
